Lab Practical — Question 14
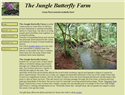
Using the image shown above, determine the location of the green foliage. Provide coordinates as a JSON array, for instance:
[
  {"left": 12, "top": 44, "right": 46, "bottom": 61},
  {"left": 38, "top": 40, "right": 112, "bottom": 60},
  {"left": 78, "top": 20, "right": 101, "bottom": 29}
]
[
  {"left": 56, "top": 48, "right": 63, "bottom": 51},
  {"left": 71, "top": 38, "right": 77, "bottom": 44},
  {"left": 106, "top": 51, "right": 108, "bottom": 54},
  {"left": 78, "top": 39, "right": 83, "bottom": 42},
  {"left": 98, "top": 40, "right": 105, "bottom": 46},
  {"left": 109, "top": 48, "right": 115, "bottom": 53},
  {"left": 103, "top": 38, "right": 110, "bottom": 44},
  {"left": 55, "top": 37, "right": 64, "bottom": 46},
  {"left": 15, "top": 3, "right": 19, "bottom": 8},
  {"left": 81, "top": 34, "right": 85, "bottom": 39},
  {"left": 111, "top": 53, "right": 114, "bottom": 57},
  {"left": 108, "top": 38, "right": 116, "bottom": 46},
  {"left": 74, "top": 59, "right": 77, "bottom": 62},
  {"left": 66, "top": 43, "right": 74, "bottom": 57},
  {"left": 2, "top": 6, "right": 7, "bottom": 10},
  {"left": 79, "top": 67, "right": 84, "bottom": 69},
  {"left": 66, "top": 47, "right": 74, "bottom": 57},
  {"left": 90, "top": 40, "right": 94, "bottom": 43},
  {"left": 102, "top": 38, "right": 116, "bottom": 47},
  {"left": 99, "top": 49, "right": 105, "bottom": 53},
  {"left": 2, "top": 6, "right": 7, "bottom": 15},
  {"left": 58, "top": 37, "right": 63, "bottom": 43},
  {"left": 55, "top": 35, "right": 61, "bottom": 39}
]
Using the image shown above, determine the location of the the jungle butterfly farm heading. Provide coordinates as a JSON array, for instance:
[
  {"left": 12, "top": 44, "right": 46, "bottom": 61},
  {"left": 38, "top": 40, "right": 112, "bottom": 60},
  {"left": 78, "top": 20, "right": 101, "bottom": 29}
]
[{"left": 25, "top": 3, "right": 91, "bottom": 9}]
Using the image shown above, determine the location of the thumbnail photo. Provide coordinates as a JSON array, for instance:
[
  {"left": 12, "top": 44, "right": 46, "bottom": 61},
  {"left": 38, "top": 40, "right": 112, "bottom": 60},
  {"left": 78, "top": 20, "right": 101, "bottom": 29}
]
[
  {"left": 2, "top": 2, "right": 19, "bottom": 16},
  {"left": 55, "top": 23, "right": 117, "bottom": 69}
]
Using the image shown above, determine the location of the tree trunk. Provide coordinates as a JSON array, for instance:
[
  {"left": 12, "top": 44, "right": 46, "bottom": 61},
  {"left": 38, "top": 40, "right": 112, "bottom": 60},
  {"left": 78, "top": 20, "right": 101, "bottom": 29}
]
[
  {"left": 57, "top": 23, "right": 67, "bottom": 57},
  {"left": 91, "top": 24, "right": 93, "bottom": 38},
  {"left": 94, "top": 24, "right": 96, "bottom": 38},
  {"left": 79, "top": 30, "right": 82, "bottom": 40},
  {"left": 86, "top": 32, "right": 88, "bottom": 39},
  {"left": 68, "top": 24, "right": 71, "bottom": 43},
  {"left": 75, "top": 27, "right": 77, "bottom": 40},
  {"left": 63, "top": 24, "right": 67, "bottom": 57},
  {"left": 98, "top": 23, "right": 102, "bottom": 41}
]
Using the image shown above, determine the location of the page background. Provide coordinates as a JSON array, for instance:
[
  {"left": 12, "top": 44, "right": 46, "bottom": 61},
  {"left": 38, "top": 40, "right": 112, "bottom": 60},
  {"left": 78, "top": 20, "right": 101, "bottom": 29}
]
[{"left": 0, "top": 1, "right": 124, "bottom": 95}]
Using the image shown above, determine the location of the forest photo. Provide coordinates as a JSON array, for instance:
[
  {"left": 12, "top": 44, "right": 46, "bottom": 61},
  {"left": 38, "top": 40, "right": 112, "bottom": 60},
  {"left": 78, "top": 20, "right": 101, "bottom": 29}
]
[{"left": 55, "top": 23, "right": 117, "bottom": 69}]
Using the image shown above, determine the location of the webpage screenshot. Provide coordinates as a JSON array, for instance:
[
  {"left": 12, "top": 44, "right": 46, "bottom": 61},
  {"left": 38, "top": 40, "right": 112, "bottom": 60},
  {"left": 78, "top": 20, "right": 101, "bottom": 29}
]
[{"left": 0, "top": 1, "right": 125, "bottom": 95}]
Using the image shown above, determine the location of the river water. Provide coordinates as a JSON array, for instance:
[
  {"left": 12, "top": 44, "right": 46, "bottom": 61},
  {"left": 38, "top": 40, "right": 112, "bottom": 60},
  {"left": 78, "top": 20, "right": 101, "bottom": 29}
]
[{"left": 77, "top": 45, "right": 116, "bottom": 69}]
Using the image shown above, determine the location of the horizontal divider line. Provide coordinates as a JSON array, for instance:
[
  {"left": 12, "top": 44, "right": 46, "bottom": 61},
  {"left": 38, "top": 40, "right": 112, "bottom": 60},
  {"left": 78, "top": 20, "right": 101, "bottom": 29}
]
[{"left": 2, "top": 18, "right": 124, "bottom": 20}]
